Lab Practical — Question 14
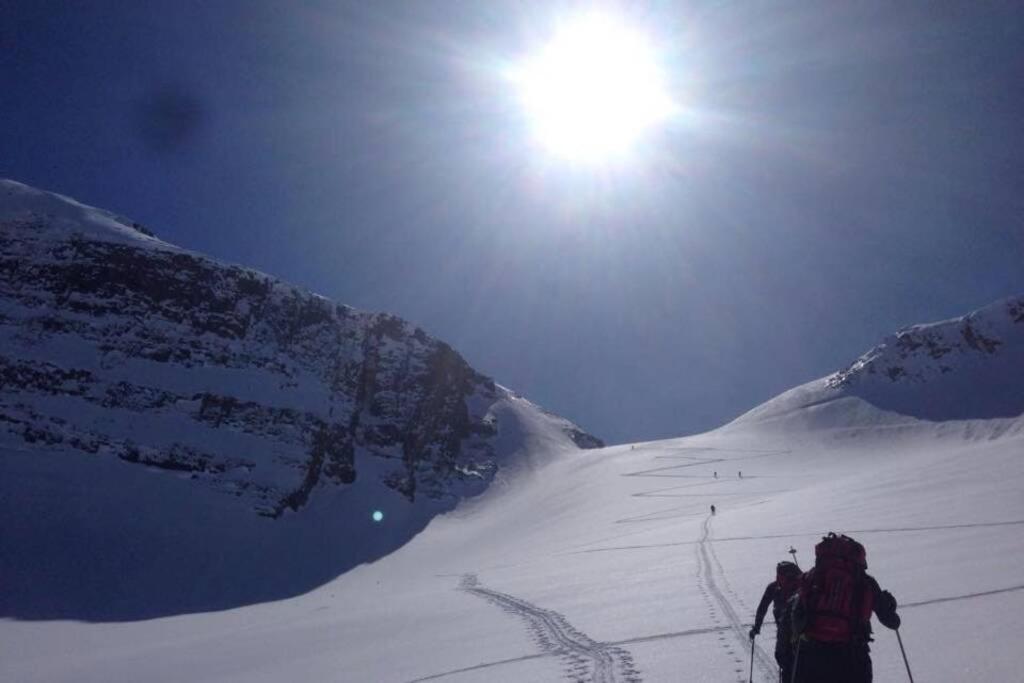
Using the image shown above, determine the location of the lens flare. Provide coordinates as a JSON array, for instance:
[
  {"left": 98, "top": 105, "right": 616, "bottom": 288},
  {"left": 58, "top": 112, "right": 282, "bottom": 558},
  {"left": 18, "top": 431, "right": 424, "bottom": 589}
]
[{"left": 372, "top": 510, "right": 384, "bottom": 523}]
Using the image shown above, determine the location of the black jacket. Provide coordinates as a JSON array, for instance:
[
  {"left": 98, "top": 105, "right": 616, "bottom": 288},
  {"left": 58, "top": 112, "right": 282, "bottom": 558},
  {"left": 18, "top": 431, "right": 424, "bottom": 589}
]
[
  {"left": 864, "top": 573, "right": 901, "bottom": 632},
  {"left": 753, "top": 581, "right": 791, "bottom": 632}
]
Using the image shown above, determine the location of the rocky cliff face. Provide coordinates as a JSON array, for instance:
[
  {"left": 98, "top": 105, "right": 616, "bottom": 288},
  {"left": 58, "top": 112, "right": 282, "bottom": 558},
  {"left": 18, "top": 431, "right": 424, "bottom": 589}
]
[
  {"left": 822, "top": 295, "right": 1024, "bottom": 420},
  {"left": 0, "top": 179, "right": 602, "bottom": 519},
  {"left": 828, "top": 296, "right": 1022, "bottom": 389},
  {"left": 732, "top": 295, "right": 1024, "bottom": 427}
]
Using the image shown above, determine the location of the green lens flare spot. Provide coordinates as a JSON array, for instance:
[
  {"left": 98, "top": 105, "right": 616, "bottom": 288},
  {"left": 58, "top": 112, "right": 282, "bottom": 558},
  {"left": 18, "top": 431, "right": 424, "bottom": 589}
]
[{"left": 372, "top": 510, "right": 384, "bottom": 523}]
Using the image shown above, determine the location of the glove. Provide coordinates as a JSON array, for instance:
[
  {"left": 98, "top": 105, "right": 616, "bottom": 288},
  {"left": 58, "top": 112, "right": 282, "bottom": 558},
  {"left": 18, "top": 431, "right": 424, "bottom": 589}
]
[
  {"left": 749, "top": 626, "right": 760, "bottom": 639},
  {"left": 877, "top": 590, "right": 900, "bottom": 630},
  {"left": 878, "top": 610, "right": 901, "bottom": 630},
  {"left": 878, "top": 590, "right": 897, "bottom": 613}
]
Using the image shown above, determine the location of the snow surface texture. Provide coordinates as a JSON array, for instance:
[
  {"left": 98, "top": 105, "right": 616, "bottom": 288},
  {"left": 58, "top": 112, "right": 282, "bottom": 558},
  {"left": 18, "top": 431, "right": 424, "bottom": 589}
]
[
  {"left": 3, "top": 410, "right": 1022, "bottom": 681},
  {"left": 0, "top": 179, "right": 601, "bottom": 620}
]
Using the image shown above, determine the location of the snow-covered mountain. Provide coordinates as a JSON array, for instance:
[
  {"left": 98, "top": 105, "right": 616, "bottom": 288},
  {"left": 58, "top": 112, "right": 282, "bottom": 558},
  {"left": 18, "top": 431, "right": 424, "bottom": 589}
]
[
  {"left": 3, "top": 295, "right": 1022, "bottom": 682},
  {"left": 0, "top": 179, "right": 601, "bottom": 619},
  {"left": 732, "top": 294, "right": 1024, "bottom": 429}
]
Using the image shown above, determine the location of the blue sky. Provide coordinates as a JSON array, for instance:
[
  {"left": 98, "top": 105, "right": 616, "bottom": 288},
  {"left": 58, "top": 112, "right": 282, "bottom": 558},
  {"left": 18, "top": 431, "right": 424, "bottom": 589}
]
[{"left": 3, "top": 1, "right": 1022, "bottom": 443}]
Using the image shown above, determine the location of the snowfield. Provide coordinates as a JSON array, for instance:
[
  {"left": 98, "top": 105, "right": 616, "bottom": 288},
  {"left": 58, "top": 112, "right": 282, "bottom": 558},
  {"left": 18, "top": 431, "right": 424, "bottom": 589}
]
[
  {"left": 1, "top": 179, "right": 1021, "bottom": 681},
  {"left": 3, "top": 400, "right": 1023, "bottom": 682}
]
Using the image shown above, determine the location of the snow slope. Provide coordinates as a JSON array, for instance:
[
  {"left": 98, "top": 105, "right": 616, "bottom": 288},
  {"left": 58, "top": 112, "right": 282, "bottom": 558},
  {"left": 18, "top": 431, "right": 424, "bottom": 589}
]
[
  {"left": 3, "top": 420, "right": 1022, "bottom": 682},
  {"left": 2, "top": 298, "right": 1023, "bottom": 682},
  {"left": 0, "top": 179, "right": 601, "bottom": 620},
  {"left": 732, "top": 294, "right": 1024, "bottom": 428}
]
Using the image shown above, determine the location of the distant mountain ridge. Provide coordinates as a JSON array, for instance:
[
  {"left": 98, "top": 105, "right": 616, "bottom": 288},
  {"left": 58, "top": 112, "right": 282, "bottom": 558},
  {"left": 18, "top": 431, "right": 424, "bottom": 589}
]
[
  {"left": 0, "top": 178, "right": 602, "bottom": 620},
  {"left": 734, "top": 294, "right": 1024, "bottom": 427}
]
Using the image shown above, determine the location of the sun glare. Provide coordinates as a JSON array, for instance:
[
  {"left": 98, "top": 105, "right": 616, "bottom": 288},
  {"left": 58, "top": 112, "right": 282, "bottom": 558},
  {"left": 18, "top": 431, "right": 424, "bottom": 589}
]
[{"left": 511, "top": 13, "right": 675, "bottom": 163}]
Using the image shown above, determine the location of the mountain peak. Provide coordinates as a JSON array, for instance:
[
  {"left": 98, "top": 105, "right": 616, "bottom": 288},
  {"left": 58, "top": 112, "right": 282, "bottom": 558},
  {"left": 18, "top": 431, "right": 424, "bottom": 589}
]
[
  {"left": 0, "top": 178, "right": 167, "bottom": 248},
  {"left": 734, "top": 294, "right": 1024, "bottom": 428}
]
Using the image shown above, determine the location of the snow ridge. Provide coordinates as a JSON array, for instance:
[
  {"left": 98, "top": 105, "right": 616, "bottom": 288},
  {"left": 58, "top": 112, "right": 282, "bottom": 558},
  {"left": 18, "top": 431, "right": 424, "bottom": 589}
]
[{"left": 734, "top": 294, "right": 1024, "bottom": 427}]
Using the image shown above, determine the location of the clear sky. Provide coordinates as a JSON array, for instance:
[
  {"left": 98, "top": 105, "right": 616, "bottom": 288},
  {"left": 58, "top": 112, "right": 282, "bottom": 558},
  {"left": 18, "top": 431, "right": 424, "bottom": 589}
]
[{"left": 3, "top": 1, "right": 1022, "bottom": 444}]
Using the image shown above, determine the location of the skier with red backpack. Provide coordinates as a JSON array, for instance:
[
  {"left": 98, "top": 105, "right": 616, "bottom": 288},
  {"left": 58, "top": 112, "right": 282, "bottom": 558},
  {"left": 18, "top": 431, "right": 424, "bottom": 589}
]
[
  {"left": 789, "top": 533, "right": 901, "bottom": 683},
  {"left": 749, "top": 560, "right": 802, "bottom": 682}
]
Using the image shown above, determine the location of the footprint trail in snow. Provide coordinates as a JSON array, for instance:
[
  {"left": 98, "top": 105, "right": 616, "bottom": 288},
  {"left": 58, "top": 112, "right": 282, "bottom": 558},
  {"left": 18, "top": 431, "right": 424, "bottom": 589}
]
[
  {"left": 696, "top": 515, "right": 777, "bottom": 682},
  {"left": 460, "top": 574, "right": 641, "bottom": 683}
]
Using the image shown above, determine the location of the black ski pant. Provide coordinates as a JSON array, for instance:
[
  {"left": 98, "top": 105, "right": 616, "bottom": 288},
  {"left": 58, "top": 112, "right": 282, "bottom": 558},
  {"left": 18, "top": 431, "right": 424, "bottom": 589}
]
[
  {"left": 793, "top": 640, "right": 872, "bottom": 683},
  {"left": 775, "top": 631, "right": 794, "bottom": 683}
]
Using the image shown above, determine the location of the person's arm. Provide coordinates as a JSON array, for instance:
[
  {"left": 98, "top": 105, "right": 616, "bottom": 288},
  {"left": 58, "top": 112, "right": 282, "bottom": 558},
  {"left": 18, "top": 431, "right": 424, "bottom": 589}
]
[
  {"left": 869, "top": 575, "right": 901, "bottom": 630},
  {"left": 750, "top": 583, "right": 775, "bottom": 638}
]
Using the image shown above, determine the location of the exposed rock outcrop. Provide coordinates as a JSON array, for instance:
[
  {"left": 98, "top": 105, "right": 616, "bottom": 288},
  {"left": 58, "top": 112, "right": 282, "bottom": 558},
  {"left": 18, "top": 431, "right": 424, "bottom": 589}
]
[{"left": 0, "top": 179, "right": 602, "bottom": 518}]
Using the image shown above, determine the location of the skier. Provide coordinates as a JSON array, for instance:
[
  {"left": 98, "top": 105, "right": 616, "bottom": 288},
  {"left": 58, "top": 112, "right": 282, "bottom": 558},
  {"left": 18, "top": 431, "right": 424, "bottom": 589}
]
[
  {"left": 749, "top": 560, "right": 801, "bottom": 682},
  {"left": 710, "top": 504, "right": 716, "bottom": 515},
  {"left": 713, "top": 471, "right": 718, "bottom": 478},
  {"left": 738, "top": 470, "right": 743, "bottom": 478},
  {"left": 790, "top": 533, "right": 901, "bottom": 683}
]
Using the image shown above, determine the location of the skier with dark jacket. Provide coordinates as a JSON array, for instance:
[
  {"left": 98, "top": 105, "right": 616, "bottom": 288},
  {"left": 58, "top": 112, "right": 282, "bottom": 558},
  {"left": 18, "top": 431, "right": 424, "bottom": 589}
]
[
  {"left": 790, "top": 533, "right": 901, "bottom": 683},
  {"left": 749, "top": 560, "right": 801, "bottom": 682}
]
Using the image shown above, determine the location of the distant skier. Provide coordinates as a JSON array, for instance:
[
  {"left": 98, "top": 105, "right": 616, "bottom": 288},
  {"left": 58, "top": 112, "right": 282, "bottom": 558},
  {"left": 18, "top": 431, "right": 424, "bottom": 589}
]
[
  {"left": 749, "top": 560, "right": 801, "bottom": 683},
  {"left": 790, "top": 533, "right": 901, "bottom": 683},
  {"left": 738, "top": 470, "right": 743, "bottom": 478},
  {"left": 713, "top": 471, "right": 717, "bottom": 478},
  {"left": 710, "top": 504, "right": 716, "bottom": 515}
]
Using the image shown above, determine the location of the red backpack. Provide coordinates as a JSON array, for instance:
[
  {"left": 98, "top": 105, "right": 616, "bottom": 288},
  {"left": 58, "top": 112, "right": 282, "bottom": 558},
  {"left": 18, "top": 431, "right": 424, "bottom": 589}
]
[{"left": 796, "top": 533, "right": 874, "bottom": 642}]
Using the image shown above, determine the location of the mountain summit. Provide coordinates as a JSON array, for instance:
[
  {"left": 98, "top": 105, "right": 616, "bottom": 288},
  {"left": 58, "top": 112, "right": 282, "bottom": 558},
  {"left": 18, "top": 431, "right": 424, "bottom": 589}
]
[
  {"left": 734, "top": 294, "right": 1024, "bottom": 428},
  {"left": 0, "top": 178, "right": 601, "bottom": 619}
]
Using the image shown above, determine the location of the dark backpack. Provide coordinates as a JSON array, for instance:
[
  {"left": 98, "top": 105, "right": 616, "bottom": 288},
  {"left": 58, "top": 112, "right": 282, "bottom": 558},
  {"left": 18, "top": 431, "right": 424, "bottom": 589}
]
[{"left": 794, "top": 533, "right": 874, "bottom": 643}]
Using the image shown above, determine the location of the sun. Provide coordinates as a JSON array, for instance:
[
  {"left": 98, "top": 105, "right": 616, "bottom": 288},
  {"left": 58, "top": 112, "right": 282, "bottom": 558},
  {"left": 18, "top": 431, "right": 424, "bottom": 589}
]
[{"left": 510, "top": 13, "right": 675, "bottom": 163}]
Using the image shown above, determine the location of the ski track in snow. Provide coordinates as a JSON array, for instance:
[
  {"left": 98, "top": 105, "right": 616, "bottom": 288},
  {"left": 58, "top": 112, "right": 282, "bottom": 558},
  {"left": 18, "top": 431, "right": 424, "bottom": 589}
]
[
  {"left": 901, "top": 583, "right": 1024, "bottom": 609},
  {"left": 621, "top": 448, "right": 790, "bottom": 479},
  {"left": 697, "top": 515, "right": 777, "bottom": 682},
  {"left": 407, "top": 652, "right": 548, "bottom": 683},
  {"left": 614, "top": 448, "right": 791, "bottom": 524},
  {"left": 575, "top": 518, "right": 1024, "bottom": 554},
  {"left": 409, "top": 579, "right": 1024, "bottom": 683},
  {"left": 458, "top": 574, "right": 641, "bottom": 683},
  {"left": 435, "top": 446, "right": 1024, "bottom": 683}
]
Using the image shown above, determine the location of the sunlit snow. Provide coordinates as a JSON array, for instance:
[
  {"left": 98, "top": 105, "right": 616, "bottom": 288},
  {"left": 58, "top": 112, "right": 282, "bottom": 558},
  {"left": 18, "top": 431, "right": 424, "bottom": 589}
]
[{"left": 3, "top": 401, "right": 1022, "bottom": 682}]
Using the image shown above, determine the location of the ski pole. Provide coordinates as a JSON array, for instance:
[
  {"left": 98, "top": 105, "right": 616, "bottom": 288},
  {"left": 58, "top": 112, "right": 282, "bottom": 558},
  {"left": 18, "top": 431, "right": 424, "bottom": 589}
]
[
  {"left": 748, "top": 634, "right": 755, "bottom": 683},
  {"left": 790, "top": 637, "right": 802, "bottom": 683},
  {"left": 895, "top": 629, "right": 915, "bottom": 683}
]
